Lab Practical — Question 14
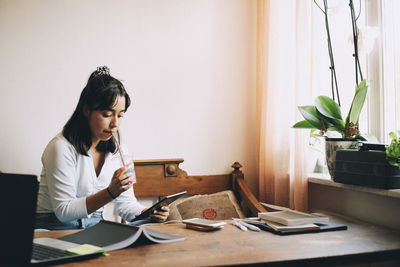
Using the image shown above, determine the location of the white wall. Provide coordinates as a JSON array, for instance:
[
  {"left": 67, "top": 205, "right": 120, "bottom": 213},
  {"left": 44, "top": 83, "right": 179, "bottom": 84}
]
[{"left": 0, "top": 0, "right": 258, "bottom": 195}]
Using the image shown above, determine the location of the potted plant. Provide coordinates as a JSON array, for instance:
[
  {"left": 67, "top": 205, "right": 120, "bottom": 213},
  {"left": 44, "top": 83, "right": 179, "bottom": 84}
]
[
  {"left": 386, "top": 131, "right": 400, "bottom": 168},
  {"left": 293, "top": 80, "right": 368, "bottom": 177},
  {"left": 293, "top": 0, "right": 371, "bottom": 178}
]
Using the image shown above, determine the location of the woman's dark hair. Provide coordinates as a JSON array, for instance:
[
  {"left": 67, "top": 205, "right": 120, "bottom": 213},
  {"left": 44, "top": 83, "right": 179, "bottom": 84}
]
[{"left": 63, "top": 66, "right": 131, "bottom": 156}]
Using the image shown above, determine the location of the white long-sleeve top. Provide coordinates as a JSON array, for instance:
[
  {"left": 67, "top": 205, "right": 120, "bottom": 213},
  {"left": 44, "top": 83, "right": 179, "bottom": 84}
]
[{"left": 36, "top": 133, "right": 145, "bottom": 222}]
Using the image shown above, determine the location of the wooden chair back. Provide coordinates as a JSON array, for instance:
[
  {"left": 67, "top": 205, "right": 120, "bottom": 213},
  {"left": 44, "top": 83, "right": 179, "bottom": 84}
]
[{"left": 133, "top": 159, "right": 267, "bottom": 216}]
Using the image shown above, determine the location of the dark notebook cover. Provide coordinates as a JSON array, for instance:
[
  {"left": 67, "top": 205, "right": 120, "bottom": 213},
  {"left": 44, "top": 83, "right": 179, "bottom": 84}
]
[{"left": 248, "top": 222, "right": 347, "bottom": 235}]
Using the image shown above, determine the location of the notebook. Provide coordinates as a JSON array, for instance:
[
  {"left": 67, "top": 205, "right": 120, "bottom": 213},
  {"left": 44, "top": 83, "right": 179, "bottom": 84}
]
[
  {"left": 243, "top": 219, "right": 347, "bottom": 235},
  {"left": 0, "top": 173, "right": 103, "bottom": 266}
]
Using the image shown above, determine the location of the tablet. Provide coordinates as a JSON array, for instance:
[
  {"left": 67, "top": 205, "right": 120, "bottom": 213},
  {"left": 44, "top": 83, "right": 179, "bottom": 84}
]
[{"left": 132, "top": 191, "right": 187, "bottom": 221}]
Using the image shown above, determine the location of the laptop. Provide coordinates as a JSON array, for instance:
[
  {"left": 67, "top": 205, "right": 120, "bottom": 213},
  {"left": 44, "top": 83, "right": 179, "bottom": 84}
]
[{"left": 0, "top": 173, "right": 103, "bottom": 266}]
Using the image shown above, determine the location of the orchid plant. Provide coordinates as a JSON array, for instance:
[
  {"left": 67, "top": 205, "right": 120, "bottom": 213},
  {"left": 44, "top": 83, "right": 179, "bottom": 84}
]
[
  {"left": 293, "top": 80, "right": 367, "bottom": 139},
  {"left": 294, "top": 0, "right": 368, "bottom": 140}
]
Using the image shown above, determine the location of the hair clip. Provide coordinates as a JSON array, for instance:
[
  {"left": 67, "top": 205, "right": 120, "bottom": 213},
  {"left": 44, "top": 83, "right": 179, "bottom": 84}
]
[{"left": 95, "top": 66, "right": 110, "bottom": 76}]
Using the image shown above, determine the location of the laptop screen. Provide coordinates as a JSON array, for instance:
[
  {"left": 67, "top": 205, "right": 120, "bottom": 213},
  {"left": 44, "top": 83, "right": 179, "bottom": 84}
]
[{"left": 0, "top": 173, "right": 38, "bottom": 266}]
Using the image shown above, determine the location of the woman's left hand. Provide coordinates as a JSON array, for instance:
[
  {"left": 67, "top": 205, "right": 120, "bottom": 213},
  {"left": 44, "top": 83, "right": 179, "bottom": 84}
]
[{"left": 149, "top": 206, "right": 170, "bottom": 222}]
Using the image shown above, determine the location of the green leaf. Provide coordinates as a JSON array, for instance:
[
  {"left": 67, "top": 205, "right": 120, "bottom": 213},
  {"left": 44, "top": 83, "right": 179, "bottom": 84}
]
[
  {"left": 346, "top": 79, "right": 368, "bottom": 124},
  {"left": 386, "top": 131, "right": 400, "bottom": 168},
  {"left": 326, "top": 126, "right": 344, "bottom": 134},
  {"left": 325, "top": 116, "right": 345, "bottom": 129},
  {"left": 389, "top": 131, "right": 397, "bottom": 140},
  {"left": 310, "top": 129, "right": 322, "bottom": 138},
  {"left": 292, "top": 120, "right": 316, "bottom": 129},
  {"left": 353, "top": 135, "right": 367, "bottom": 141},
  {"left": 297, "top": 106, "right": 323, "bottom": 129},
  {"left": 315, "top": 96, "right": 342, "bottom": 120},
  {"left": 387, "top": 157, "right": 399, "bottom": 167},
  {"left": 361, "top": 134, "right": 380, "bottom": 143}
]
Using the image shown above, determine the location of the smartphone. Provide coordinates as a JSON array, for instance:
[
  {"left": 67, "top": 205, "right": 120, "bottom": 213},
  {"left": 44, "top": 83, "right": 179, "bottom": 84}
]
[
  {"left": 132, "top": 191, "right": 186, "bottom": 221},
  {"left": 182, "top": 218, "right": 226, "bottom": 229}
]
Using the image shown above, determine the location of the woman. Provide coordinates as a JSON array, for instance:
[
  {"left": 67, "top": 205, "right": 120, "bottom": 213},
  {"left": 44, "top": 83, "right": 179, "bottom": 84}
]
[{"left": 35, "top": 66, "right": 169, "bottom": 230}]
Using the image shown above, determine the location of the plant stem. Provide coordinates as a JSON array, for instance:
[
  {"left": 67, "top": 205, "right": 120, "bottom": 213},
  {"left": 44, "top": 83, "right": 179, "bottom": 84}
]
[
  {"left": 349, "top": 0, "right": 363, "bottom": 85},
  {"left": 322, "top": 0, "right": 341, "bottom": 106}
]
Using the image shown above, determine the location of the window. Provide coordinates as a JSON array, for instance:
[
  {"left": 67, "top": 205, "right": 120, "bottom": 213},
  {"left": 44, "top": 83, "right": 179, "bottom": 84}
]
[
  {"left": 308, "top": 0, "right": 400, "bottom": 175},
  {"left": 374, "top": 0, "right": 400, "bottom": 143},
  {"left": 312, "top": 0, "right": 369, "bottom": 136},
  {"left": 313, "top": 0, "right": 399, "bottom": 144}
]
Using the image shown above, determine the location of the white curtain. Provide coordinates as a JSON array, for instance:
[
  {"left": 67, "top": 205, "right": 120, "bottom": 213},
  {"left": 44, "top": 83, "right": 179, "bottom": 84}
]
[{"left": 256, "top": 0, "right": 321, "bottom": 211}]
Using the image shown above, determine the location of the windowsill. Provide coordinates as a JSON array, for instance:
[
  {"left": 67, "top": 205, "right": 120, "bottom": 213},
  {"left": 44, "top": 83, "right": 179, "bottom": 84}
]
[
  {"left": 308, "top": 173, "right": 400, "bottom": 199},
  {"left": 308, "top": 173, "right": 400, "bottom": 231}
]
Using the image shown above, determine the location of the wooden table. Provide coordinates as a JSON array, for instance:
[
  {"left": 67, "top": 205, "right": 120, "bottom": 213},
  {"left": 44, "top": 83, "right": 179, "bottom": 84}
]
[{"left": 34, "top": 213, "right": 400, "bottom": 266}]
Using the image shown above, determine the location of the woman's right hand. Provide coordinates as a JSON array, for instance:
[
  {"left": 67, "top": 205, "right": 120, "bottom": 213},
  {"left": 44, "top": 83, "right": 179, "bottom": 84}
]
[{"left": 107, "top": 167, "right": 134, "bottom": 198}]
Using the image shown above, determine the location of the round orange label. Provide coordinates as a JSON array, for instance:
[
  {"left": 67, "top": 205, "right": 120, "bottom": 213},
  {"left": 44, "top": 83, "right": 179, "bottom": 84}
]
[{"left": 202, "top": 208, "right": 217, "bottom": 220}]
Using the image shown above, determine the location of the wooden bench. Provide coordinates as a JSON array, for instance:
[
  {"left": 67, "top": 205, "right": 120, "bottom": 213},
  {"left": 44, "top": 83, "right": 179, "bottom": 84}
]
[{"left": 133, "top": 159, "right": 267, "bottom": 217}]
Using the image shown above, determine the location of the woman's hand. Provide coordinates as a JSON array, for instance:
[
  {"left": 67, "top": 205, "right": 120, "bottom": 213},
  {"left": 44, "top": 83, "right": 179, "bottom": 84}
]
[
  {"left": 107, "top": 167, "right": 134, "bottom": 199},
  {"left": 149, "top": 206, "right": 170, "bottom": 222}
]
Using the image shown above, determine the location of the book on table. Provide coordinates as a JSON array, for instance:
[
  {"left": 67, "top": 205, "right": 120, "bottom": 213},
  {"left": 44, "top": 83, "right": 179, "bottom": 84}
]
[
  {"left": 243, "top": 218, "right": 347, "bottom": 235},
  {"left": 57, "top": 220, "right": 185, "bottom": 252},
  {"left": 258, "top": 210, "right": 329, "bottom": 226},
  {"left": 240, "top": 209, "right": 346, "bottom": 235},
  {"left": 264, "top": 221, "right": 320, "bottom": 231},
  {"left": 242, "top": 218, "right": 321, "bottom": 232}
]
